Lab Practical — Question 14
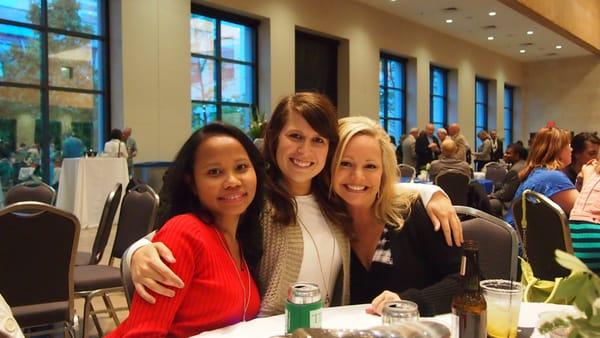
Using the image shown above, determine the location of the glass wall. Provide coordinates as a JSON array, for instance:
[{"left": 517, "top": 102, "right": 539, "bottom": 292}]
[
  {"left": 0, "top": 0, "right": 107, "bottom": 193},
  {"left": 379, "top": 53, "right": 406, "bottom": 143},
  {"left": 190, "top": 5, "right": 257, "bottom": 133}
]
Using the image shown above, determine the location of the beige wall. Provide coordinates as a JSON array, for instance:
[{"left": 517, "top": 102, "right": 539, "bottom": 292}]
[
  {"left": 522, "top": 55, "right": 600, "bottom": 135},
  {"left": 111, "top": 0, "right": 551, "bottom": 161}
]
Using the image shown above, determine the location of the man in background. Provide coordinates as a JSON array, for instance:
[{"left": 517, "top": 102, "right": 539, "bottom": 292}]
[
  {"left": 123, "top": 127, "right": 138, "bottom": 178},
  {"left": 488, "top": 143, "right": 527, "bottom": 216},
  {"left": 415, "top": 123, "right": 440, "bottom": 170},
  {"left": 401, "top": 128, "right": 419, "bottom": 168},
  {"left": 437, "top": 128, "right": 448, "bottom": 143},
  {"left": 490, "top": 130, "right": 503, "bottom": 162},
  {"left": 448, "top": 123, "right": 470, "bottom": 163},
  {"left": 429, "top": 139, "right": 472, "bottom": 182}
]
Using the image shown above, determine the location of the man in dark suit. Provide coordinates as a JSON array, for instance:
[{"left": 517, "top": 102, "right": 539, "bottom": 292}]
[
  {"left": 415, "top": 123, "right": 440, "bottom": 170},
  {"left": 489, "top": 143, "right": 528, "bottom": 216},
  {"left": 490, "top": 130, "right": 504, "bottom": 162}
]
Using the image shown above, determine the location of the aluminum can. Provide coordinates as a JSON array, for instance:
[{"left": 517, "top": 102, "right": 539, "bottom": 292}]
[{"left": 285, "top": 282, "right": 322, "bottom": 333}]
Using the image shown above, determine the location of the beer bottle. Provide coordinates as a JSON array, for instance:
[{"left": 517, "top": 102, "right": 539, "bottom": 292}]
[{"left": 451, "top": 240, "right": 486, "bottom": 338}]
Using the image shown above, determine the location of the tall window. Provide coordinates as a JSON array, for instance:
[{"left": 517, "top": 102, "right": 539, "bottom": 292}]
[
  {"left": 379, "top": 53, "right": 406, "bottom": 142},
  {"left": 190, "top": 5, "right": 258, "bottom": 132},
  {"left": 475, "top": 78, "right": 488, "bottom": 148},
  {"left": 430, "top": 66, "right": 448, "bottom": 130},
  {"left": 504, "top": 86, "right": 514, "bottom": 144},
  {"left": 0, "top": 0, "right": 107, "bottom": 189}
]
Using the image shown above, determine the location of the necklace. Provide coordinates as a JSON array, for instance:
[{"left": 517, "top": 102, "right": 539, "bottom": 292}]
[
  {"left": 298, "top": 219, "right": 336, "bottom": 306},
  {"left": 214, "top": 228, "right": 251, "bottom": 321}
]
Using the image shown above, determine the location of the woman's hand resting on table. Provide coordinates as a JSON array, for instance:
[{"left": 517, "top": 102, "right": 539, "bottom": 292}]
[
  {"left": 366, "top": 290, "right": 401, "bottom": 315},
  {"left": 130, "top": 242, "right": 184, "bottom": 304},
  {"left": 426, "top": 191, "right": 463, "bottom": 247}
]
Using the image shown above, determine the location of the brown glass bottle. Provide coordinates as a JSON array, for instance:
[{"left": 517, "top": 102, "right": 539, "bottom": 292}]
[{"left": 451, "top": 240, "right": 487, "bottom": 338}]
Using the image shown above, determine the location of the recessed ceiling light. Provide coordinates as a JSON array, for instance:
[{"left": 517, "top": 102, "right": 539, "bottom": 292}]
[
  {"left": 390, "top": 0, "right": 397, "bottom": 2},
  {"left": 527, "top": 31, "right": 534, "bottom": 35},
  {"left": 489, "top": 11, "right": 496, "bottom": 16},
  {"left": 519, "top": 49, "right": 526, "bottom": 54},
  {"left": 487, "top": 36, "right": 494, "bottom": 40},
  {"left": 555, "top": 45, "right": 562, "bottom": 49},
  {"left": 446, "top": 19, "right": 453, "bottom": 23}
]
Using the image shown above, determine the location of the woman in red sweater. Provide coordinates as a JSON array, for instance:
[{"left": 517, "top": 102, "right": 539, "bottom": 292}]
[{"left": 107, "top": 123, "right": 265, "bottom": 337}]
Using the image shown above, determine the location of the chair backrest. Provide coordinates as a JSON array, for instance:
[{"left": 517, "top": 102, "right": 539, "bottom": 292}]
[
  {"left": 397, "top": 164, "right": 416, "bottom": 183},
  {"left": 120, "top": 254, "right": 134, "bottom": 308},
  {"left": 110, "top": 184, "right": 159, "bottom": 261},
  {"left": 0, "top": 202, "right": 79, "bottom": 324},
  {"left": 87, "top": 183, "right": 123, "bottom": 265},
  {"left": 512, "top": 189, "right": 573, "bottom": 280},
  {"left": 5, "top": 181, "right": 56, "bottom": 205},
  {"left": 435, "top": 170, "right": 470, "bottom": 205},
  {"left": 484, "top": 162, "right": 508, "bottom": 186},
  {"left": 454, "top": 206, "right": 518, "bottom": 281}
]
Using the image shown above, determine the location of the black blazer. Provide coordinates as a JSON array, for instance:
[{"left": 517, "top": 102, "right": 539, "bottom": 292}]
[{"left": 415, "top": 133, "right": 440, "bottom": 169}]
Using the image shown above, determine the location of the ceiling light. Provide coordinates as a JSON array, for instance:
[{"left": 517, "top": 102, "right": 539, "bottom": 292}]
[
  {"left": 527, "top": 31, "right": 534, "bottom": 35},
  {"left": 519, "top": 49, "right": 526, "bottom": 54},
  {"left": 489, "top": 11, "right": 496, "bottom": 16},
  {"left": 446, "top": 19, "right": 453, "bottom": 23},
  {"left": 390, "top": 0, "right": 397, "bottom": 2},
  {"left": 487, "top": 36, "right": 494, "bottom": 40},
  {"left": 555, "top": 45, "right": 562, "bottom": 49}
]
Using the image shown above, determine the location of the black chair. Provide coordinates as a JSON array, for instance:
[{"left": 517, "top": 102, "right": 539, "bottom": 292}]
[
  {"left": 435, "top": 170, "right": 470, "bottom": 206},
  {"left": 455, "top": 206, "right": 519, "bottom": 281},
  {"left": 0, "top": 202, "right": 79, "bottom": 337},
  {"left": 484, "top": 162, "right": 508, "bottom": 191},
  {"left": 5, "top": 181, "right": 56, "bottom": 205},
  {"left": 76, "top": 183, "right": 123, "bottom": 266},
  {"left": 74, "top": 184, "right": 159, "bottom": 336},
  {"left": 397, "top": 164, "right": 416, "bottom": 182},
  {"left": 512, "top": 189, "right": 573, "bottom": 280},
  {"left": 120, "top": 254, "right": 135, "bottom": 308}
]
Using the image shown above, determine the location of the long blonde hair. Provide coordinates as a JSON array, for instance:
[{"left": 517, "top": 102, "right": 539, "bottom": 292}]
[
  {"left": 519, "top": 127, "right": 571, "bottom": 181},
  {"left": 332, "top": 116, "right": 417, "bottom": 229}
]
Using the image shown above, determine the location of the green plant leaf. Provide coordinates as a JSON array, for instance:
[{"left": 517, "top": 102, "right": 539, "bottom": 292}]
[{"left": 556, "top": 250, "right": 592, "bottom": 273}]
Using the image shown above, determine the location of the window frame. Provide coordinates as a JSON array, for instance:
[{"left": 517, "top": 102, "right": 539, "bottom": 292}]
[
  {"left": 504, "top": 85, "right": 514, "bottom": 144},
  {"left": 379, "top": 52, "right": 407, "bottom": 140},
  {"left": 475, "top": 77, "right": 489, "bottom": 147},
  {"left": 429, "top": 65, "right": 448, "bottom": 130},
  {"left": 190, "top": 4, "right": 259, "bottom": 132},
  {"left": 0, "top": 0, "right": 110, "bottom": 184}
]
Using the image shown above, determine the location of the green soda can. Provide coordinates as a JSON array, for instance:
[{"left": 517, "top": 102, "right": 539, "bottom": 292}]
[{"left": 285, "top": 282, "right": 322, "bottom": 333}]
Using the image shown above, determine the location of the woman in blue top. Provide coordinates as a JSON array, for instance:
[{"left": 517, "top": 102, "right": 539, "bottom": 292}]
[{"left": 506, "top": 127, "right": 578, "bottom": 226}]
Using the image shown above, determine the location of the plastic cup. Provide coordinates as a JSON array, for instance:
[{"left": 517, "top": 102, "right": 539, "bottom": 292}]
[
  {"left": 381, "top": 300, "right": 419, "bottom": 325},
  {"left": 480, "top": 279, "right": 523, "bottom": 338}
]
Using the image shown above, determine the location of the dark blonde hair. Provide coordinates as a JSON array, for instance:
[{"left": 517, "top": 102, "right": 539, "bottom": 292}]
[
  {"left": 519, "top": 127, "right": 571, "bottom": 181},
  {"left": 332, "top": 116, "right": 417, "bottom": 229},
  {"left": 262, "top": 92, "right": 346, "bottom": 226}
]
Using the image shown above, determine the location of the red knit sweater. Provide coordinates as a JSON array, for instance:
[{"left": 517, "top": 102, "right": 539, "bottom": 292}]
[{"left": 107, "top": 214, "right": 260, "bottom": 337}]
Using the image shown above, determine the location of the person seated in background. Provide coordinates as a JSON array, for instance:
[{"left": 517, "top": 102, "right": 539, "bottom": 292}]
[
  {"left": 104, "top": 129, "right": 128, "bottom": 158},
  {"left": 332, "top": 117, "right": 461, "bottom": 316},
  {"left": 473, "top": 130, "right": 492, "bottom": 171},
  {"left": 488, "top": 143, "right": 527, "bottom": 216},
  {"left": 569, "top": 159, "right": 600, "bottom": 274},
  {"left": 106, "top": 123, "right": 265, "bottom": 337},
  {"left": 564, "top": 132, "right": 600, "bottom": 184},
  {"left": 429, "top": 139, "right": 473, "bottom": 182},
  {"left": 506, "top": 127, "right": 578, "bottom": 226}
]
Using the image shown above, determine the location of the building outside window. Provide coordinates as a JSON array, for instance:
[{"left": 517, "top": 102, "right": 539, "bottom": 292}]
[
  {"left": 379, "top": 53, "right": 406, "bottom": 143},
  {"left": 190, "top": 5, "right": 258, "bottom": 133},
  {"left": 430, "top": 65, "right": 447, "bottom": 131},
  {"left": 475, "top": 78, "right": 488, "bottom": 148},
  {"left": 504, "top": 85, "right": 514, "bottom": 145},
  {"left": 0, "top": 0, "right": 107, "bottom": 192}
]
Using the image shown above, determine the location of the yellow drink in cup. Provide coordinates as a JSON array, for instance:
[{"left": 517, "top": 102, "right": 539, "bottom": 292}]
[{"left": 480, "top": 280, "right": 523, "bottom": 338}]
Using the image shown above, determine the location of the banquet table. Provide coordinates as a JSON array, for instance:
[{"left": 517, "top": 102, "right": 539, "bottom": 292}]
[
  {"left": 197, "top": 303, "right": 575, "bottom": 338},
  {"left": 56, "top": 157, "right": 129, "bottom": 228}
]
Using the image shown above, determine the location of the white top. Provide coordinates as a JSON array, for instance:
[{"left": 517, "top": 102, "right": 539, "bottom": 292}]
[
  {"left": 295, "top": 194, "right": 342, "bottom": 306},
  {"left": 104, "top": 139, "right": 129, "bottom": 158}
]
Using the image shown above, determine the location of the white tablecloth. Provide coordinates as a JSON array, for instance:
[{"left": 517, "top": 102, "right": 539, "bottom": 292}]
[
  {"left": 473, "top": 171, "right": 485, "bottom": 180},
  {"left": 197, "top": 303, "right": 575, "bottom": 338},
  {"left": 56, "top": 157, "right": 129, "bottom": 228}
]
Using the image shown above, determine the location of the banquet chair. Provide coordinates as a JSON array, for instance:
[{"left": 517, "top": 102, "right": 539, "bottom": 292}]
[
  {"left": 76, "top": 183, "right": 123, "bottom": 266},
  {"left": 0, "top": 202, "right": 79, "bottom": 337},
  {"left": 512, "top": 189, "right": 573, "bottom": 280},
  {"left": 435, "top": 170, "right": 470, "bottom": 206},
  {"left": 120, "top": 256, "right": 135, "bottom": 308},
  {"left": 483, "top": 162, "right": 508, "bottom": 191},
  {"left": 4, "top": 180, "right": 56, "bottom": 205},
  {"left": 454, "top": 206, "right": 518, "bottom": 281},
  {"left": 75, "top": 183, "right": 159, "bottom": 337},
  {"left": 397, "top": 164, "right": 416, "bottom": 183}
]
